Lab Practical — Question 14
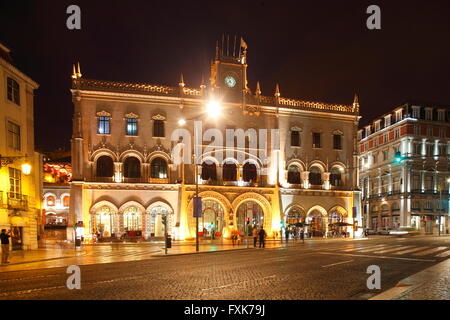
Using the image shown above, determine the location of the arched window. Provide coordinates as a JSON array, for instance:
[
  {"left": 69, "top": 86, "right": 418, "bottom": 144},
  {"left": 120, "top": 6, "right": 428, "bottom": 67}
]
[
  {"left": 96, "top": 155, "right": 114, "bottom": 177},
  {"left": 243, "top": 162, "right": 257, "bottom": 182},
  {"left": 123, "top": 206, "right": 142, "bottom": 231},
  {"left": 330, "top": 167, "right": 342, "bottom": 186},
  {"left": 124, "top": 157, "right": 141, "bottom": 178},
  {"left": 63, "top": 196, "right": 70, "bottom": 207},
  {"left": 223, "top": 162, "right": 237, "bottom": 181},
  {"left": 151, "top": 157, "right": 168, "bottom": 179},
  {"left": 287, "top": 165, "right": 300, "bottom": 184},
  {"left": 46, "top": 196, "right": 55, "bottom": 207},
  {"left": 309, "top": 167, "right": 322, "bottom": 185},
  {"left": 201, "top": 162, "right": 217, "bottom": 181}
]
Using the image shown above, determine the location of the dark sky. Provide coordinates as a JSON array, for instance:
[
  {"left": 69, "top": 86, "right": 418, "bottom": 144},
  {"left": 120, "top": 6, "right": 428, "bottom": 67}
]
[{"left": 1, "top": 0, "right": 450, "bottom": 151}]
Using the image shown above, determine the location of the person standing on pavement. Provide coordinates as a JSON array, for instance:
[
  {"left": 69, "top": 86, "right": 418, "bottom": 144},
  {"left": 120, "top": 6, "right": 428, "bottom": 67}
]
[
  {"left": 252, "top": 227, "right": 258, "bottom": 248},
  {"left": 258, "top": 227, "right": 266, "bottom": 248},
  {"left": 300, "top": 228, "right": 305, "bottom": 243},
  {"left": 285, "top": 228, "right": 289, "bottom": 242},
  {"left": 1, "top": 229, "right": 11, "bottom": 264}
]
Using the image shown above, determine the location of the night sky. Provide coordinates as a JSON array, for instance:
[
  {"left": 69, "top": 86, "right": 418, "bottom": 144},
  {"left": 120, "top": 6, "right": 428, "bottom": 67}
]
[{"left": 1, "top": 0, "right": 450, "bottom": 151}]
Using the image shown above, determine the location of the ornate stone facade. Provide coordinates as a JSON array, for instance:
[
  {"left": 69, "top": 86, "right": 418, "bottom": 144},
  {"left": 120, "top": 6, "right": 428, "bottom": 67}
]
[{"left": 69, "top": 40, "right": 361, "bottom": 241}]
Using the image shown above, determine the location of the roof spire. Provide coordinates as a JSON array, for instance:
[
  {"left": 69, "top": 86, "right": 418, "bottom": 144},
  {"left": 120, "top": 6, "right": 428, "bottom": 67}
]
[
  {"left": 274, "top": 83, "right": 280, "bottom": 97},
  {"left": 353, "top": 93, "right": 359, "bottom": 105},
  {"left": 255, "top": 81, "right": 261, "bottom": 96},
  {"left": 71, "top": 64, "right": 77, "bottom": 79},
  {"left": 76, "top": 62, "right": 82, "bottom": 78},
  {"left": 179, "top": 73, "right": 185, "bottom": 87}
]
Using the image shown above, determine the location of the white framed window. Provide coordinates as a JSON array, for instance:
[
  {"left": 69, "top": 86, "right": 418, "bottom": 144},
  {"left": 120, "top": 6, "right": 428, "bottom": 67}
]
[
  {"left": 425, "top": 108, "right": 433, "bottom": 121},
  {"left": 412, "top": 106, "right": 420, "bottom": 119}
]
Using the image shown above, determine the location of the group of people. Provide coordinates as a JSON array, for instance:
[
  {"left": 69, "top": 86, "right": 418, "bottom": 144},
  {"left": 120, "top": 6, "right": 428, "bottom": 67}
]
[
  {"left": 285, "top": 228, "right": 305, "bottom": 242},
  {"left": 229, "top": 226, "right": 267, "bottom": 248}
]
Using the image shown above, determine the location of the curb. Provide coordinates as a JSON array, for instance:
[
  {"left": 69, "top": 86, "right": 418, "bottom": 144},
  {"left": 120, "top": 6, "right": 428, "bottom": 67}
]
[
  {"left": 369, "top": 258, "right": 450, "bottom": 300},
  {"left": 0, "top": 253, "right": 88, "bottom": 267}
]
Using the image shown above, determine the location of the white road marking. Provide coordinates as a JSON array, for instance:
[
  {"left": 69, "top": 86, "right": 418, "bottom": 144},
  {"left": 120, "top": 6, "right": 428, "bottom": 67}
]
[
  {"left": 342, "top": 244, "right": 386, "bottom": 252},
  {"left": 392, "top": 246, "right": 430, "bottom": 255},
  {"left": 412, "top": 247, "right": 448, "bottom": 256},
  {"left": 434, "top": 250, "right": 450, "bottom": 258},
  {"left": 317, "top": 251, "right": 435, "bottom": 262},
  {"left": 372, "top": 246, "right": 413, "bottom": 254},
  {"left": 355, "top": 245, "right": 391, "bottom": 253},
  {"left": 321, "top": 260, "right": 353, "bottom": 268}
]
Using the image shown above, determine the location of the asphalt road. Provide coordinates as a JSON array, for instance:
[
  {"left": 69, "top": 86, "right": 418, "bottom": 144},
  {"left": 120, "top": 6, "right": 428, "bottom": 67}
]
[{"left": 0, "top": 236, "right": 448, "bottom": 300}]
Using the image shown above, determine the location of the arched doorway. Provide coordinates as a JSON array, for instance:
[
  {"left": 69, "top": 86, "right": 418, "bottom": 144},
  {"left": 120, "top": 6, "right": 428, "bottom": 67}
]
[
  {"left": 148, "top": 205, "right": 171, "bottom": 238},
  {"left": 307, "top": 210, "right": 326, "bottom": 237},
  {"left": 236, "top": 201, "right": 264, "bottom": 236},
  {"left": 93, "top": 205, "right": 115, "bottom": 238},
  {"left": 123, "top": 206, "right": 143, "bottom": 234},
  {"left": 200, "top": 200, "right": 225, "bottom": 238}
]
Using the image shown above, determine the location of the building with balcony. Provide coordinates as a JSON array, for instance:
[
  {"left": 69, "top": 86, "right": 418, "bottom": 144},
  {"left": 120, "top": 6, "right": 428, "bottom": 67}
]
[
  {"left": 69, "top": 39, "right": 361, "bottom": 242},
  {"left": 358, "top": 103, "right": 450, "bottom": 234},
  {"left": 0, "top": 43, "right": 42, "bottom": 250}
]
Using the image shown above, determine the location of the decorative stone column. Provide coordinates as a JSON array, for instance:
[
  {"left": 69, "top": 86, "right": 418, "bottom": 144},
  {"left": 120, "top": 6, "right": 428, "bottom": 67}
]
[
  {"left": 114, "top": 162, "right": 123, "bottom": 182},
  {"left": 323, "top": 172, "right": 331, "bottom": 190},
  {"left": 301, "top": 171, "right": 310, "bottom": 189}
]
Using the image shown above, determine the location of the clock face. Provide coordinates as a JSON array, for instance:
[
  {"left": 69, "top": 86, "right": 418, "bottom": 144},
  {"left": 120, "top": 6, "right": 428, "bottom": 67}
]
[{"left": 224, "top": 75, "right": 236, "bottom": 88}]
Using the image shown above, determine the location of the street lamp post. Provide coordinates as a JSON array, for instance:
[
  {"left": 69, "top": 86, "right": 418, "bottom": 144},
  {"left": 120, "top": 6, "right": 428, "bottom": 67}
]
[{"left": 179, "top": 98, "right": 221, "bottom": 252}]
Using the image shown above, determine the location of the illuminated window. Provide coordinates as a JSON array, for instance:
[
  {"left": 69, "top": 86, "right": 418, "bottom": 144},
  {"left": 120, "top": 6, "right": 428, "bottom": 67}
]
[
  {"left": 7, "top": 77, "right": 20, "bottom": 105},
  {"left": 98, "top": 116, "right": 110, "bottom": 134},
  {"left": 126, "top": 118, "right": 138, "bottom": 136},
  {"left": 63, "top": 196, "right": 70, "bottom": 207},
  {"left": 47, "top": 196, "right": 55, "bottom": 207}
]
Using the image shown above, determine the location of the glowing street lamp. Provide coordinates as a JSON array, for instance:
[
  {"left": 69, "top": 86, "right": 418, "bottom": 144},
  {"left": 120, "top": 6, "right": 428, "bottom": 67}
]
[
  {"left": 206, "top": 100, "right": 221, "bottom": 118},
  {"left": 21, "top": 163, "right": 32, "bottom": 175},
  {"left": 178, "top": 119, "right": 186, "bottom": 126}
]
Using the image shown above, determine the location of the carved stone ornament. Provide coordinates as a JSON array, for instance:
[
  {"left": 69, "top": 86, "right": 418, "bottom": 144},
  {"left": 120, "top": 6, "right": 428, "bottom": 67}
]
[
  {"left": 333, "top": 129, "right": 344, "bottom": 135},
  {"left": 152, "top": 114, "right": 166, "bottom": 121},
  {"left": 125, "top": 112, "right": 139, "bottom": 119},
  {"left": 96, "top": 110, "right": 111, "bottom": 117},
  {"left": 291, "top": 126, "right": 303, "bottom": 131}
]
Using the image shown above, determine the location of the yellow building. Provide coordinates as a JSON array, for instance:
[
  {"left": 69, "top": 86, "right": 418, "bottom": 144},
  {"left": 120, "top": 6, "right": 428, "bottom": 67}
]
[{"left": 0, "top": 43, "right": 42, "bottom": 250}]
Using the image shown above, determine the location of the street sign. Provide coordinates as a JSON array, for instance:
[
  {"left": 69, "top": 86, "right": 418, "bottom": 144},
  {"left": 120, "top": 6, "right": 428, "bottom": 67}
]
[{"left": 193, "top": 197, "right": 202, "bottom": 218}]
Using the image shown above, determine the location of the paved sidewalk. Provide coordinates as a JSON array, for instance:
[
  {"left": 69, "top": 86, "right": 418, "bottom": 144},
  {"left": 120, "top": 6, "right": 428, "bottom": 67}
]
[{"left": 370, "top": 258, "right": 450, "bottom": 300}]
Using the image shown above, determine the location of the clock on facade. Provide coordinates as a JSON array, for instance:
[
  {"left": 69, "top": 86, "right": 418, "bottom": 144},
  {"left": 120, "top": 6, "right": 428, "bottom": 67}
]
[{"left": 224, "top": 75, "right": 236, "bottom": 88}]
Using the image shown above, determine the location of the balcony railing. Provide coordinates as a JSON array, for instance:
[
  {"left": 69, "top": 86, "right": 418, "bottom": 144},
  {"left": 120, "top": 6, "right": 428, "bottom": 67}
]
[{"left": 7, "top": 193, "right": 28, "bottom": 210}]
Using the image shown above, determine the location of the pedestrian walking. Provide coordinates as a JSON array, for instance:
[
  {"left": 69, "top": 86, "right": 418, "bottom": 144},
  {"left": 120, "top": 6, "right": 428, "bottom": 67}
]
[
  {"left": 300, "top": 228, "right": 305, "bottom": 243},
  {"left": 285, "top": 228, "right": 289, "bottom": 242},
  {"left": 1, "top": 229, "right": 11, "bottom": 264},
  {"left": 252, "top": 227, "right": 258, "bottom": 248},
  {"left": 258, "top": 227, "right": 266, "bottom": 248}
]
